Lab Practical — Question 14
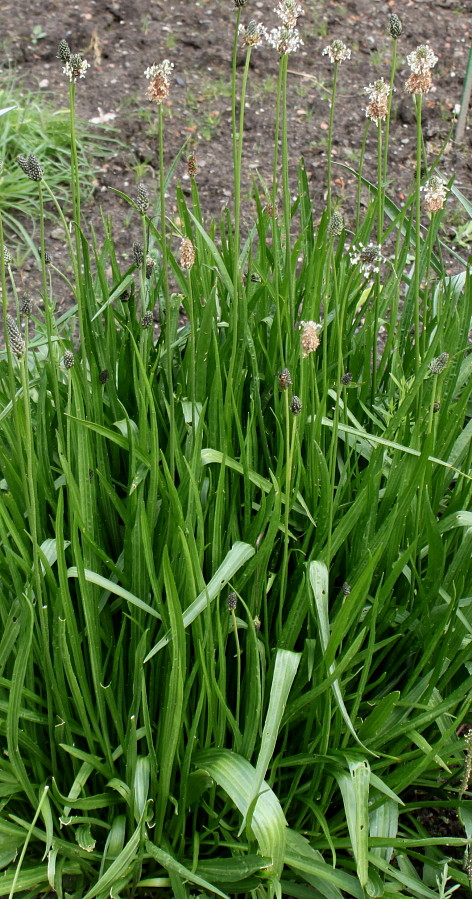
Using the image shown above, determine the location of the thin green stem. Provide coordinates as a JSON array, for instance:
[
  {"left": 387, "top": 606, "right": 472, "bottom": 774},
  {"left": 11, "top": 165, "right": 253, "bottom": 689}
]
[
  {"left": 158, "top": 103, "right": 174, "bottom": 474},
  {"left": 326, "top": 62, "right": 339, "bottom": 219}
]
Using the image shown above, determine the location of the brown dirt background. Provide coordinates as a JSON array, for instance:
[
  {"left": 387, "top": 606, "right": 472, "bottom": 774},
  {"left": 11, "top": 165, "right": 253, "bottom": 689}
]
[{"left": 2, "top": 0, "right": 472, "bottom": 285}]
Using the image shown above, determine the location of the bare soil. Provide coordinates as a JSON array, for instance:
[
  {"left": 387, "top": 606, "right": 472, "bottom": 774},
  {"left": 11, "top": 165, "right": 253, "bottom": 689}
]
[{"left": 2, "top": 0, "right": 472, "bottom": 288}]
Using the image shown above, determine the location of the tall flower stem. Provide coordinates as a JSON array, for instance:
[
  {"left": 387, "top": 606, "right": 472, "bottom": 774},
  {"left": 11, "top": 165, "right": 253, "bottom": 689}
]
[
  {"left": 280, "top": 52, "right": 294, "bottom": 328},
  {"left": 226, "top": 45, "right": 252, "bottom": 443},
  {"left": 372, "top": 120, "right": 383, "bottom": 401},
  {"left": 414, "top": 94, "right": 423, "bottom": 379},
  {"left": 158, "top": 103, "right": 174, "bottom": 475},
  {"left": 272, "top": 61, "right": 285, "bottom": 367},
  {"left": 39, "top": 183, "right": 64, "bottom": 447},
  {"left": 326, "top": 62, "right": 339, "bottom": 219},
  {"left": 383, "top": 35, "right": 398, "bottom": 209}
]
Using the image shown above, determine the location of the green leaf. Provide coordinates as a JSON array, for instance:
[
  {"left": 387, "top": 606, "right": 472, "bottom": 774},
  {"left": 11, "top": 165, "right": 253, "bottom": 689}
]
[
  {"left": 195, "top": 749, "right": 287, "bottom": 879},
  {"left": 144, "top": 542, "right": 255, "bottom": 661}
]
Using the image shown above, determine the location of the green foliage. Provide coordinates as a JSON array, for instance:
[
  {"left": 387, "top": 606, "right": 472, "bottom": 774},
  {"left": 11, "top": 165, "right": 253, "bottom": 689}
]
[{"left": 0, "top": 14, "right": 471, "bottom": 899}]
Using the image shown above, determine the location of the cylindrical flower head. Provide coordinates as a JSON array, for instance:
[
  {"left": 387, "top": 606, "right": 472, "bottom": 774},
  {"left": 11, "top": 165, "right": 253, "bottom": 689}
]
[
  {"left": 234, "top": 0, "right": 247, "bottom": 6},
  {"left": 136, "top": 183, "right": 150, "bottom": 214},
  {"left": 388, "top": 14, "right": 402, "bottom": 38},
  {"left": 290, "top": 395, "right": 302, "bottom": 415},
  {"left": 21, "top": 296, "right": 33, "bottom": 316},
  {"left": 6, "top": 315, "right": 25, "bottom": 357},
  {"left": 328, "top": 211, "right": 344, "bottom": 237},
  {"left": 99, "top": 369, "right": 110, "bottom": 384},
  {"left": 227, "top": 592, "right": 238, "bottom": 611},
  {"left": 144, "top": 60, "right": 174, "bottom": 104},
  {"left": 141, "top": 311, "right": 154, "bottom": 329},
  {"left": 429, "top": 352, "right": 449, "bottom": 374},
  {"left": 57, "top": 39, "right": 71, "bottom": 62},
  {"left": 341, "top": 371, "right": 352, "bottom": 385},
  {"left": 16, "top": 155, "right": 29, "bottom": 175},
  {"left": 341, "top": 581, "right": 351, "bottom": 595},
  {"left": 26, "top": 154, "right": 43, "bottom": 182},
  {"left": 180, "top": 238, "right": 195, "bottom": 270},
  {"left": 3, "top": 247, "right": 12, "bottom": 265},
  {"left": 300, "top": 320, "right": 320, "bottom": 358},
  {"left": 145, "top": 257, "right": 155, "bottom": 279},
  {"left": 133, "top": 241, "right": 144, "bottom": 266},
  {"left": 63, "top": 349, "right": 75, "bottom": 369},
  {"left": 405, "top": 70, "right": 433, "bottom": 95},
  {"left": 278, "top": 368, "right": 292, "bottom": 389},
  {"left": 187, "top": 153, "right": 198, "bottom": 177}
]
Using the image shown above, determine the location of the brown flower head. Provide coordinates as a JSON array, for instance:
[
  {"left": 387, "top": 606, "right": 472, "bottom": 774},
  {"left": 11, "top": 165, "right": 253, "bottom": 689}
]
[
  {"left": 300, "top": 320, "right": 320, "bottom": 358},
  {"left": 364, "top": 78, "right": 391, "bottom": 124},
  {"left": 405, "top": 70, "right": 433, "bottom": 96},
  {"left": 422, "top": 176, "right": 447, "bottom": 213},
  {"left": 180, "top": 238, "right": 195, "bottom": 270},
  {"left": 144, "top": 60, "right": 174, "bottom": 104},
  {"left": 238, "top": 20, "right": 267, "bottom": 48}
]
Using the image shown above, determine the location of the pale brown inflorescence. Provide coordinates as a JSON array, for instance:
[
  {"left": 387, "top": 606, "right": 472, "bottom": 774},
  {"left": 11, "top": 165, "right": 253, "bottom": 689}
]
[
  {"left": 300, "top": 320, "right": 320, "bottom": 358},
  {"left": 180, "top": 238, "right": 195, "bottom": 270},
  {"left": 364, "top": 78, "right": 391, "bottom": 124},
  {"left": 144, "top": 60, "right": 174, "bottom": 104},
  {"left": 405, "top": 44, "right": 437, "bottom": 96},
  {"left": 422, "top": 176, "right": 447, "bottom": 213}
]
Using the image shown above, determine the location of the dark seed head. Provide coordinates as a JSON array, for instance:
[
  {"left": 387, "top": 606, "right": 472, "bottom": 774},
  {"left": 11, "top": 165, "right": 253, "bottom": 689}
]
[
  {"left": 341, "top": 581, "right": 351, "bottom": 596},
  {"left": 21, "top": 296, "right": 33, "bottom": 316},
  {"left": 227, "top": 592, "right": 237, "bottom": 611},
  {"left": 63, "top": 349, "right": 75, "bottom": 369},
  {"left": 57, "top": 39, "right": 71, "bottom": 62},
  {"left": 6, "top": 315, "right": 25, "bottom": 357},
  {"left": 99, "top": 369, "right": 110, "bottom": 385},
  {"left": 26, "top": 154, "right": 43, "bottom": 182},
  {"left": 133, "top": 241, "right": 144, "bottom": 267},
  {"left": 290, "top": 395, "right": 302, "bottom": 415},
  {"left": 141, "top": 311, "right": 154, "bottom": 329},
  {"left": 136, "top": 183, "right": 150, "bottom": 215},
  {"left": 145, "top": 256, "right": 155, "bottom": 279},
  {"left": 328, "top": 211, "right": 344, "bottom": 238},
  {"left": 16, "top": 155, "right": 29, "bottom": 174},
  {"left": 429, "top": 352, "right": 449, "bottom": 375},
  {"left": 341, "top": 371, "right": 353, "bottom": 385},
  {"left": 388, "top": 13, "right": 403, "bottom": 38}
]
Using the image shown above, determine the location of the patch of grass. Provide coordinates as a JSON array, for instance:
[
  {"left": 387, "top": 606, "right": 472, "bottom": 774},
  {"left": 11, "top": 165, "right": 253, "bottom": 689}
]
[{"left": 0, "top": 18, "right": 471, "bottom": 899}]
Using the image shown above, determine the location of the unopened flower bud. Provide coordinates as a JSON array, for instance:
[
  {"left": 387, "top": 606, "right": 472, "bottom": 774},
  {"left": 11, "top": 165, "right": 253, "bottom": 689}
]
[
  {"left": 6, "top": 315, "right": 25, "bottom": 357},
  {"left": 341, "top": 581, "right": 351, "bottom": 596},
  {"left": 141, "top": 311, "right": 154, "bottom": 329},
  {"left": 16, "top": 155, "right": 29, "bottom": 174},
  {"left": 290, "top": 395, "right": 302, "bottom": 415},
  {"left": 21, "top": 296, "right": 33, "bottom": 316},
  {"left": 227, "top": 592, "right": 238, "bottom": 611},
  {"left": 99, "top": 369, "right": 110, "bottom": 384},
  {"left": 388, "top": 14, "right": 402, "bottom": 38},
  {"left": 57, "top": 39, "right": 71, "bottom": 62},
  {"left": 3, "top": 247, "right": 12, "bottom": 265},
  {"left": 328, "top": 211, "right": 344, "bottom": 237},
  {"left": 26, "top": 154, "right": 43, "bottom": 182},
  {"left": 145, "top": 256, "right": 155, "bottom": 279},
  {"left": 63, "top": 349, "right": 75, "bottom": 369},
  {"left": 253, "top": 616, "right": 261, "bottom": 631},
  {"left": 133, "top": 241, "right": 144, "bottom": 266},
  {"left": 136, "top": 183, "right": 150, "bottom": 214},
  {"left": 341, "top": 371, "right": 352, "bottom": 385},
  {"left": 429, "top": 352, "right": 449, "bottom": 374}
]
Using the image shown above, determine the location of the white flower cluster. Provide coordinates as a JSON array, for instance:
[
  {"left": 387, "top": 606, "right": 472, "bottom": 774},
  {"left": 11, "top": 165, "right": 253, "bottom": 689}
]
[
  {"left": 273, "top": 0, "right": 303, "bottom": 28},
  {"left": 364, "top": 77, "right": 391, "bottom": 124},
  {"left": 144, "top": 60, "right": 174, "bottom": 81},
  {"left": 322, "top": 40, "right": 351, "bottom": 64},
  {"left": 421, "top": 176, "right": 447, "bottom": 213},
  {"left": 240, "top": 0, "right": 304, "bottom": 55},
  {"left": 406, "top": 45, "right": 438, "bottom": 74},
  {"left": 63, "top": 57, "right": 89, "bottom": 82},
  {"left": 349, "top": 242, "right": 385, "bottom": 277}
]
